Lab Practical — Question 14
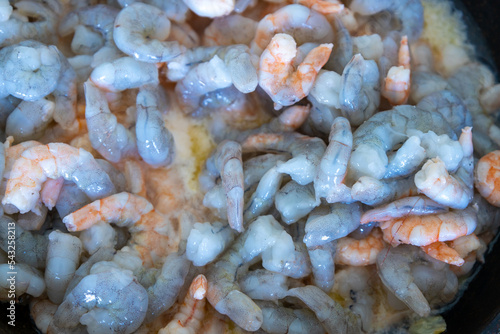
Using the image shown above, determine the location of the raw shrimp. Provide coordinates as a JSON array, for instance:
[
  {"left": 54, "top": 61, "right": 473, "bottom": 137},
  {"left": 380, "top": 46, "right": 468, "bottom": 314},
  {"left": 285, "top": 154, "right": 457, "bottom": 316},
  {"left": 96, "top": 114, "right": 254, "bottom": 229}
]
[
  {"left": 339, "top": 54, "right": 380, "bottom": 126},
  {"left": 5, "top": 99, "right": 55, "bottom": 142},
  {"left": 113, "top": 3, "right": 185, "bottom": 63},
  {"left": 242, "top": 132, "right": 326, "bottom": 185},
  {"left": 2, "top": 142, "right": 116, "bottom": 214},
  {"left": 350, "top": 0, "right": 424, "bottom": 42},
  {"left": 80, "top": 221, "right": 117, "bottom": 255},
  {"left": 335, "top": 227, "right": 385, "bottom": 266},
  {"left": 348, "top": 105, "right": 456, "bottom": 180},
  {"left": 410, "top": 71, "right": 450, "bottom": 104},
  {"left": 135, "top": 86, "right": 175, "bottom": 168},
  {"left": 259, "top": 33, "right": 333, "bottom": 109},
  {"left": 0, "top": 1, "right": 57, "bottom": 47},
  {"left": 360, "top": 195, "right": 448, "bottom": 224},
  {"left": 303, "top": 202, "right": 362, "bottom": 248},
  {"left": 382, "top": 35, "right": 411, "bottom": 105},
  {"left": 158, "top": 274, "right": 207, "bottom": 334},
  {"left": 183, "top": 0, "right": 234, "bottom": 18},
  {"left": 314, "top": 116, "right": 353, "bottom": 203},
  {"left": 475, "top": 150, "right": 500, "bottom": 207},
  {"left": 274, "top": 181, "right": 319, "bottom": 224},
  {"left": 415, "top": 127, "right": 474, "bottom": 210},
  {"left": 0, "top": 0, "right": 12, "bottom": 22},
  {"left": 48, "top": 267, "right": 148, "bottom": 334},
  {"left": 241, "top": 153, "right": 289, "bottom": 190},
  {"left": 203, "top": 15, "right": 258, "bottom": 46},
  {"left": 244, "top": 165, "right": 283, "bottom": 221},
  {"left": 0, "top": 40, "right": 61, "bottom": 101},
  {"left": 251, "top": 4, "right": 334, "bottom": 55},
  {"left": 286, "top": 285, "right": 361, "bottom": 334},
  {"left": 298, "top": 0, "right": 344, "bottom": 15},
  {"left": 204, "top": 140, "right": 244, "bottom": 232},
  {"left": 0, "top": 215, "right": 48, "bottom": 269},
  {"left": 239, "top": 269, "right": 289, "bottom": 300},
  {"left": 0, "top": 263, "right": 45, "bottom": 299},
  {"left": 186, "top": 221, "right": 234, "bottom": 266},
  {"left": 84, "top": 80, "right": 137, "bottom": 163},
  {"left": 90, "top": 57, "right": 159, "bottom": 92},
  {"left": 326, "top": 15, "right": 353, "bottom": 73},
  {"left": 30, "top": 298, "right": 58, "bottom": 334},
  {"left": 54, "top": 182, "right": 91, "bottom": 218},
  {"left": 256, "top": 300, "right": 325, "bottom": 334},
  {"left": 308, "top": 241, "right": 336, "bottom": 291},
  {"left": 45, "top": 230, "right": 82, "bottom": 304},
  {"left": 380, "top": 207, "right": 477, "bottom": 247},
  {"left": 53, "top": 49, "right": 78, "bottom": 130},
  {"left": 351, "top": 175, "right": 418, "bottom": 206}
]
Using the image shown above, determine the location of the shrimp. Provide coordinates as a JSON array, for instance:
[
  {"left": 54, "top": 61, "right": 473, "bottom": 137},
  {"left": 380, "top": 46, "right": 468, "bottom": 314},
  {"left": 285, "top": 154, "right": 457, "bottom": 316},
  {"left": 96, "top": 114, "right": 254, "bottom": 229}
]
[
  {"left": 183, "top": 0, "right": 234, "bottom": 18},
  {"left": 242, "top": 132, "right": 326, "bottom": 185},
  {"left": 244, "top": 165, "right": 283, "bottom": 221},
  {"left": 286, "top": 285, "right": 361, "bottom": 334},
  {"left": 251, "top": 4, "right": 334, "bottom": 55},
  {"left": 382, "top": 35, "right": 411, "bottom": 105},
  {"left": 326, "top": 16, "right": 353, "bottom": 73},
  {"left": 54, "top": 182, "right": 91, "bottom": 219},
  {"left": 239, "top": 269, "right": 289, "bottom": 300},
  {"left": 258, "top": 33, "right": 333, "bottom": 109},
  {"left": 45, "top": 230, "right": 82, "bottom": 304},
  {"left": 0, "top": 1, "right": 57, "bottom": 47},
  {"left": 350, "top": 0, "right": 424, "bottom": 42},
  {"left": 380, "top": 207, "right": 477, "bottom": 247},
  {"left": 298, "top": 0, "right": 344, "bottom": 15},
  {"left": 48, "top": 267, "right": 148, "bottom": 334},
  {"left": 303, "top": 202, "right": 362, "bottom": 248},
  {"left": 376, "top": 245, "right": 430, "bottom": 317},
  {"left": 113, "top": 3, "right": 185, "bottom": 63},
  {"left": 339, "top": 54, "right": 380, "bottom": 126},
  {"left": 0, "top": 0, "right": 12, "bottom": 22},
  {"left": 308, "top": 241, "right": 336, "bottom": 292},
  {"left": 0, "top": 40, "right": 61, "bottom": 101},
  {"left": 0, "top": 263, "right": 45, "bottom": 300},
  {"left": 5, "top": 99, "right": 55, "bottom": 142},
  {"left": 135, "top": 86, "right": 176, "bottom": 168},
  {"left": 314, "top": 116, "right": 353, "bottom": 203},
  {"left": 348, "top": 105, "right": 456, "bottom": 180},
  {"left": 275, "top": 181, "right": 319, "bottom": 224},
  {"left": 415, "top": 127, "right": 474, "bottom": 210},
  {"left": 30, "top": 298, "right": 58, "bottom": 334},
  {"left": 158, "top": 274, "right": 208, "bottom": 334},
  {"left": 335, "top": 228, "right": 385, "bottom": 266},
  {"left": 80, "top": 221, "right": 117, "bottom": 255},
  {"left": 0, "top": 215, "right": 48, "bottom": 269},
  {"left": 204, "top": 140, "right": 244, "bottom": 232},
  {"left": 360, "top": 196, "right": 448, "bottom": 224},
  {"left": 420, "top": 241, "right": 464, "bottom": 266},
  {"left": 203, "top": 15, "right": 258, "bottom": 46},
  {"left": 480, "top": 83, "right": 500, "bottom": 112},
  {"left": 52, "top": 49, "right": 78, "bottom": 130},
  {"left": 240, "top": 153, "right": 290, "bottom": 191},
  {"left": 206, "top": 215, "right": 294, "bottom": 331},
  {"left": 84, "top": 80, "right": 137, "bottom": 163},
  {"left": 186, "top": 222, "right": 235, "bottom": 266},
  {"left": 255, "top": 300, "right": 325, "bottom": 334},
  {"left": 410, "top": 71, "right": 450, "bottom": 104},
  {"left": 475, "top": 150, "right": 500, "bottom": 207},
  {"left": 2, "top": 142, "right": 116, "bottom": 214},
  {"left": 90, "top": 57, "right": 159, "bottom": 92}
]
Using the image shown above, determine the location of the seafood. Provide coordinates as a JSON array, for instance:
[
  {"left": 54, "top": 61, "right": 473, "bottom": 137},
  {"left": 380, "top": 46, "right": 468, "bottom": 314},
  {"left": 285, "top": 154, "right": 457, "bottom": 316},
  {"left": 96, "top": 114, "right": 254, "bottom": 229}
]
[
  {"left": 239, "top": 269, "right": 289, "bottom": 301},
  {"left": 258, "top": 33, "right": 333, "bottom": 109},
  {"left": 186, "top": 221, "right": 234, "bottom": 266},
  {"left": 5, "top": 99, "right": 54, "bottom": 142},
  {"left": 0, "top": 263, "right": 45, "bottom": 300},
  {"left": 307, "top": 241, "right": 336, "bottom": 291},
  {"left": 381, "top": 35, "right": 411, "bottom": 105},
  {"left": 475, "top": 150, "right": 500, "bottom": 207}
]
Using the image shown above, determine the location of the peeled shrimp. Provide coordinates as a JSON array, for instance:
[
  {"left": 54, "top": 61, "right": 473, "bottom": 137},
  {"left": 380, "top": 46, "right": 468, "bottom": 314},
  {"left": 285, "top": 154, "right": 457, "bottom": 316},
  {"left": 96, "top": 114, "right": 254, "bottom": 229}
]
[
  {"left": 314, "top": 116, "right": 353, "bottom": 203},
  {"left": 30, "top": 298, "right": 58, "bottom": 334},
  {"left": 203, "top": 15, "right": 257, "bottom": 46},
  {"left": 186, "top": 221, "right": 234, "bottom": 266},
  {"left": 239, "top": 269, "right": 289, "bottom": 301},
  {"left": 2, "top": 143, "right": 116, "bottom": 214},
  {"left": 5, "top": 99, "right": 55, "bottom": 142},
  {"left": 420, "top": 241, "right": 464, "bottom": 266},
  {"left": 0, "top": 263, "right": 45, "bottom": 300},
  {"left": 351, "top": 175, "right": 418, "bottom": 206},
  {"left": 183, "top": 0, "right": 234, "bottom": 18},
  {"left": 308, "top": 241, "right": 336, "bottom": 291},
  {"left": 335, "top": 227, "right": 385, "bottom": 266},
  {"left": 475, "top": 150, "right": 500, "bottom": 207},
  {"left": 380, "top": 207, "right": 477, "bottom": 247},
  {"left": 0, "top": 0, "right": 12, "bottom": 22},
  {"left": 275, "top": 181, "right": 319, "bottom": 224},
  {"left": 158, "top": 274, "right": 207, "bottom": 334},
  {"left": 259, "top": 33, "right": 333, "bottom": 109},
  {"left": 113, "top": 3, "right": 184, "bottom": 63},
  {"left": 382, "top": 35, "right": 411, "bottom": 105},
  {"left": 244, "top": 165, "right": 283, "bottom": 221}
]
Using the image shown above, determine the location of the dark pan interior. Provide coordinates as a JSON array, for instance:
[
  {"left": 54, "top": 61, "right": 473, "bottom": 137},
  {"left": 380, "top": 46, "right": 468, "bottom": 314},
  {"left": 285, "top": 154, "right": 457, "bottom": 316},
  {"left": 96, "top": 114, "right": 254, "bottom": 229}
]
[{"left": 1, "top": 1, "right": 500, "bottom": 333}]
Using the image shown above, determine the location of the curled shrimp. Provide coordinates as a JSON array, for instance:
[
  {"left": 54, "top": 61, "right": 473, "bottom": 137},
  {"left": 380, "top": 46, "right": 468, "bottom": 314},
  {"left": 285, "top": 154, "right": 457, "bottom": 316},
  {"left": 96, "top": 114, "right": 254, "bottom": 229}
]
[
  {"left": 113, "top": 3, "right": 185, "bottom": 63},
  {"left": 298, "top": 0, "right": 344, "bottom": 15},
  {"left": 251, "top": 4, "right": 334, "bottom": 55},
  {"left": 380, "top": 207, "right": 477, "bottom": 247},
  {"left": 259, "top": 33, "right": 333, "bottom": 109},
  {"left": 335, "top": 227, "right": 385, "bottom": 266},
  {"left": 2, "top": 143, "right": 116, "bottom": 214},
  {"left": 0, "top": 263, "right": 45, "bottom": 300},
  {"left": 382, "top": 35, "right": 411, "bottom": 105},
  {"left": 158, "top": 274, "right": 208, "bottom": 334},
  {"left": 5, "top": 99, "right": 55, "bottom": 142},
  {"left": 307, "top": 241, "right": 336, "bottom": 292},
  {"left": 183, "top": 0, "right": 235, "bottom": 18},
  {"left": 475, "top": 150, "right": 500, "bottom": 207},
  {"left": 203, "top": 15, "right": 257, "bottom": 46},
  {"left": 420, "top": 241, "right": 464, "bottom": 266}
]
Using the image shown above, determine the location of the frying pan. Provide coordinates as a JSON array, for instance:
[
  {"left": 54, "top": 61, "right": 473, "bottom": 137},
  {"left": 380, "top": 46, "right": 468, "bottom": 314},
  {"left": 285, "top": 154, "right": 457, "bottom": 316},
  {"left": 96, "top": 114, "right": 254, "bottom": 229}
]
[{"left": 0, "top": 0, "right": 499, "bottom": 333}]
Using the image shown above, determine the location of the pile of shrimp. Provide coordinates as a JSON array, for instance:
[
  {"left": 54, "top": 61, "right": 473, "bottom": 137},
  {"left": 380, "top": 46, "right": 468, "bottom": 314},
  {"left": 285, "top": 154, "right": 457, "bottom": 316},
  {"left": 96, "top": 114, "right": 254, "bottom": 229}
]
[{"left": 1, "top": 0, "right": 500, "bottom": 333}]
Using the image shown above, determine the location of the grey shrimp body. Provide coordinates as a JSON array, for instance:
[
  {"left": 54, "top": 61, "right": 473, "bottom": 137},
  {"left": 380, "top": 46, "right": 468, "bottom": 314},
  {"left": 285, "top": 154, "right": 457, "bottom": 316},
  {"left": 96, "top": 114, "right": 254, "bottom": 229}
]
[
  {"left": 239, "top": 269, "right": 289, "bottom": 301},
  {"left": 52, "top": 50, "right": 78, "bottom": 130},
  {"left": 113, "top": 3, "right": 185, "bottom": 63},
  {"left": 135, "top": 86, "right": 175, "bottom": 168},
  {"left": 308, "top": 240, "right": 336, "bottom": 292},
  {"left": 314, "top": 116, "right": 353, "bottom": 203},
  {"left": 0, "top": 263, "right": 45, "bottom": 299},
  {"left": 186, "top": 221, "right": 234, "bottom": 266},
  {"left": 5, "top": 99, "right": 54, "bottom": 142},
  {"left": 204, "top": 140, "right": 244, "bottom": 232},
  {"left": 339, "top": 54, "right": 380, "bottom": 126},
  {"left": 242, "top": 153, "right": 290, "bottom": 191},
  {"left": 303, "top": 202, "right": 362, "bottom": 248},
  {"left": 244, "top": 165, "right": 283, "bottom": 222},
  {"left": 326, "top": 16, "right": 353, "bottom": 73},
  {"left": 0, "top": 40, "right": 61, "bottom": 101},
  {"left": 275, "top": 181, "right": 320, "bottom": 225},
  {"left": 84, "top": 81, "right": 137, "bottom": 163},
  {"left": 242, "top": 132, "right": 327, "bottom": 186},
  {"left": 351, "top": 175, "right": 417, "bottom": 206}
]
